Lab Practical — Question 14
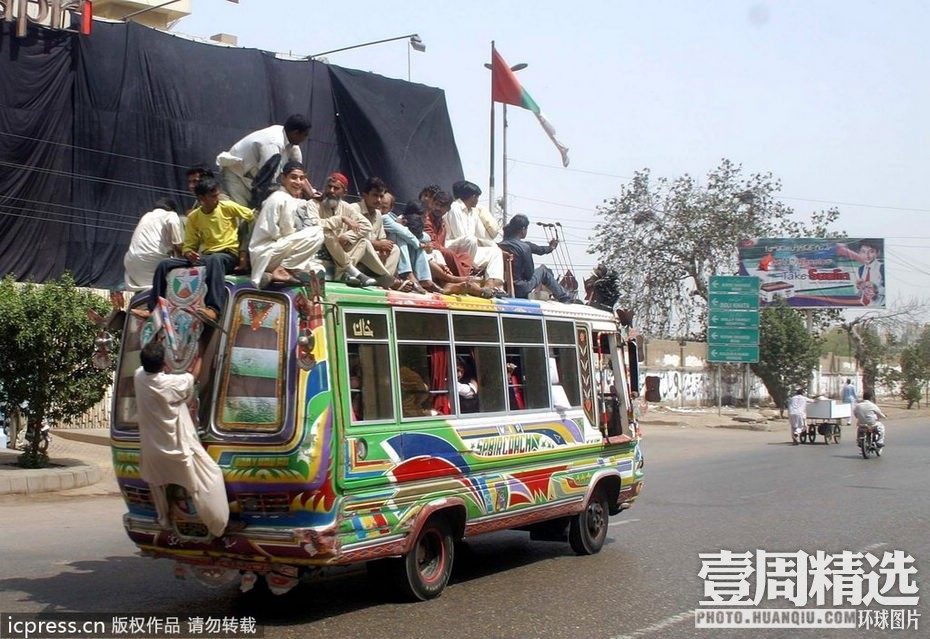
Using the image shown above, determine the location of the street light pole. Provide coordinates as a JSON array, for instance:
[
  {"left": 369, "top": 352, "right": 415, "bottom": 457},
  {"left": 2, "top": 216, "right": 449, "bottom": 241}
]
[
  {"left": 485, "top": 61, "right": 527, "bottom": 226},
  {"left": 308, "top": 33, "right": 425, "bottom": 60}
]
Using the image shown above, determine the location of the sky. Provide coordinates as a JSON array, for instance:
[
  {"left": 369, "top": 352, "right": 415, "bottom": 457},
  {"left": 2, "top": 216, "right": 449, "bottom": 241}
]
[{"left": 174, "top": 0, "right": 930, "bottom": 315}]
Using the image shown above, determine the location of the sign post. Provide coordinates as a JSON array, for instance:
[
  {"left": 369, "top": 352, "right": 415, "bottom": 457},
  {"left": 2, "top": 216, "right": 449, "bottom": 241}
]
[{"left": 708, "top": 276, "right": 760, "bottom": 410}]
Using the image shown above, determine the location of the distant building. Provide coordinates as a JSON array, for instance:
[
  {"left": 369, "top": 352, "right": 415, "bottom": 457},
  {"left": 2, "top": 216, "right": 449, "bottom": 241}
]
[
  {"left": 2, "top": 1, "right": 192, "bottom": 33},
  {"left": 92, "top": 0, "right": 192, "bottom": 30}
]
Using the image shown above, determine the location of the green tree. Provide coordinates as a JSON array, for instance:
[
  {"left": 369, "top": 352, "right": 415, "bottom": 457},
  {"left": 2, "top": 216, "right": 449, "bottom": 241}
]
[
  {"left": 0, "top": 275, "right": 115, "bottom": 467},
  {"left": 751, "top": 298, "right": 822, "bottom": 415},
  {"left": 896, "top": 325, "right": 930, "bottom": 408},
  {"left": 590, "top": 158, "right": 840, "bottom": 337}
]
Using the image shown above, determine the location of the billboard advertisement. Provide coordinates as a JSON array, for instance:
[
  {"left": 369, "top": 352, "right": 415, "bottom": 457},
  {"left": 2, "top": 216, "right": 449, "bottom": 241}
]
[{"left": 737, "top": 238, "right": 885, "bottom": 309}]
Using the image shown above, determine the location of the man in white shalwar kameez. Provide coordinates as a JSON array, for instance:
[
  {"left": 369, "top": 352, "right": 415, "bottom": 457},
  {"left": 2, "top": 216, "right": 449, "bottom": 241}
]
[
  {"left": 445, "top": 181, "right": 506, "bottom": 294},
  {"left": 249, "top": 161, "right": 325, "bottom": 288},
  {"left": 123, "top": 198, "right": 183, "bottom": 292},
  {"left": 787, "top": 390, "right": 813, "bottom": 445},
  {"left": 134, "top": 340, "right": 230, "bottom": 537},
  {"left": 215, "top": 114, "right": 315, "bottom": 206}
]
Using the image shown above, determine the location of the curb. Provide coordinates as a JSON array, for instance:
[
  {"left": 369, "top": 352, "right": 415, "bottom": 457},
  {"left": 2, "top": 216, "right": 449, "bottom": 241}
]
[
  {"left": 0, "top": 463, "right": 102, "bottom": 495},
  {"left": 0, "top": 448, "right": 104, "bottom": 495}
]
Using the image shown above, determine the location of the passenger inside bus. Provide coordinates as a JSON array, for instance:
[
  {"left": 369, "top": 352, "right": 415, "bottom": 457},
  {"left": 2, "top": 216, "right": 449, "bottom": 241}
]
[
  {"left": 400, "top": 366, "right": 433, "bottom": 417},
  {"left": 348, "top": 353, "right": 362, "bottom": 421},
  {"left": 456, "top": 356, "right": 479, "bottom": 413},
  {"left": 549, "top": 356, "right": 571, "bottom": 410},
  {"left": 506, "top": 361, "right": 526, "bottom": 410}
]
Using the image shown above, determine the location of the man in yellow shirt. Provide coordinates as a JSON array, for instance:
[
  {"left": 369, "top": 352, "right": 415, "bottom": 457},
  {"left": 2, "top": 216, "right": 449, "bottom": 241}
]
[{"left": 146, "top": 178, "right": 254, "bottom": 321}]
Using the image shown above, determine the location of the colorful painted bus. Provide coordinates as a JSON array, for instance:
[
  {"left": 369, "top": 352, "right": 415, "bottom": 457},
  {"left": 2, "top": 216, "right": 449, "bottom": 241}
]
[{"left": 110, "top": 273, "right": 644, "bottom": 599}]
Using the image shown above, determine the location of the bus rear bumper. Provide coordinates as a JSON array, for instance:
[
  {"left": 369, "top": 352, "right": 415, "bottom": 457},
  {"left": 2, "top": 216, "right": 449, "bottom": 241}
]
[
  {"left": 123, "top": 513, "right": 341, "bottom": 566},
  {"left": 616, "top": 479, "right": 644, "bottom": 511}
]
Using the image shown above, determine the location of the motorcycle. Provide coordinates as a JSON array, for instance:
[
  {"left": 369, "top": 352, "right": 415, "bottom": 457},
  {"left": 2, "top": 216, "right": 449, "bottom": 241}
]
[
  {"left": 23, "top": 421, "right": 52, "bottom": 454},
  {"left": 857, "top": 422, "right": 883, "bottom": 459}
]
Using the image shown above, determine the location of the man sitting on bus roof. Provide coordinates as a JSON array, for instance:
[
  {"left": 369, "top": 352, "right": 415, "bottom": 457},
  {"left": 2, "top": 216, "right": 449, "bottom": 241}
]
[
  {"left": 301, "top": 173, "right": 397, "bottom": 289},
  {"left": 139, "top": 178, "right": 254, "bottom": 322},
  {"left": 351, "top": 177, "right": 403, "bottom": 286},
  {"left": 498, "top": 214, "right": 576, "bottom": 303},
  {"left": 249, "top": 161, "right": 325, "bottom": 288},
  {"left": 445, "top": 180, "right": 507, "bottom": 296}
]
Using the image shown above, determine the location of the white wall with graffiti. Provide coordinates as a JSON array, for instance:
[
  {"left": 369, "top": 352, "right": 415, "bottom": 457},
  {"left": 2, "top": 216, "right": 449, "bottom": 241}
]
[{"left": 638, "top": 339, "right": 862, "bottom": 408}]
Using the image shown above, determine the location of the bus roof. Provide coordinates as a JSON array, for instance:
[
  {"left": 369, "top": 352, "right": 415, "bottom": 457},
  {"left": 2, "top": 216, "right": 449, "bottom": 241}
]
[{"left": 319, "top": 281, "right": 618, "bottom": 323}]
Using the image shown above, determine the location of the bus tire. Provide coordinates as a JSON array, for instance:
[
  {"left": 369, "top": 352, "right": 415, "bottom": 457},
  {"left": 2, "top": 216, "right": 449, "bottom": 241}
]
[
  {"left": 394, "top": 516, "right": 454, "bottom": 601},
  {"left": 569, "top": 487, "right": 609, "bottom": 555}
]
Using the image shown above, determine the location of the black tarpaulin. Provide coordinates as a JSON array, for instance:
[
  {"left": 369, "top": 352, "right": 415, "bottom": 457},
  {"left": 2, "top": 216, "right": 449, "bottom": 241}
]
[
  {"left": 329, "top": 66, "right": 464, "bottom": 201},
  {"left": 0, "top": 20, "right": 463, "bottom": 287}
]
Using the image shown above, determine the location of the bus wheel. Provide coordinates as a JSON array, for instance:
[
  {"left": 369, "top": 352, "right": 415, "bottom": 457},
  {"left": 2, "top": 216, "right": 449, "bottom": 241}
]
[
  {"left": 395, "top": 516, "right": 454, "bottom": 601},
  {"left": 569, "top": 487, "right": 609, "bottom": 555}
]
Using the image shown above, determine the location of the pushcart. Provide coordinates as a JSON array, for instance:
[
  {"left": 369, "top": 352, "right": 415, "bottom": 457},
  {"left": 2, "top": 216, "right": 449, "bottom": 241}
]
[{"left": 800, "top": 399, "right": 851, "bottom": 444}]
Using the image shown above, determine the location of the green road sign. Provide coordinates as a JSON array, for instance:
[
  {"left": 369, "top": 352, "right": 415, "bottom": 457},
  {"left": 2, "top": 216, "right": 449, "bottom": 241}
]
[
  {"left": 708, "top": 344, "right": 759, "bottom": 363},
  {"left": 708, "top": 292, "right": 759, "bottom": 310},
  {"left": 709, "top": 275, "right": 760, "bottom": 295},
  {"left": 708, "top": 327, "right": 760, "bottom": 345},
  {"left": 708, "top": 310, "right": 760, "bottom": 329}
]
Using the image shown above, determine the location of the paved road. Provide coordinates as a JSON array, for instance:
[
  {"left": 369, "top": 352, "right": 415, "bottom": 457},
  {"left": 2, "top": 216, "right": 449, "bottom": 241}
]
[{"left": 1, "top": 418, "right": 927, "bottom": 639}]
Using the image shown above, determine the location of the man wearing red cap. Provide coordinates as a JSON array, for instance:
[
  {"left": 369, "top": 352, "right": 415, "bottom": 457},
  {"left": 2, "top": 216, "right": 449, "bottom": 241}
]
[{"left": 305, "top": 173, "right": 396, "bottom": 288}]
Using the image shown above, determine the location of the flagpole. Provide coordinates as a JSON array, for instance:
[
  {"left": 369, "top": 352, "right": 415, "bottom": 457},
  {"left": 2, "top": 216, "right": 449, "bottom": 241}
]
[
  {"left": 499, "top": 62, "right": 527, "bottom": 226},
  {"left": 488, "top": 41, "right": 496, "bottom": 217},
  {"left": 502, "top": 101, "right": 508, "bottom": 226}
]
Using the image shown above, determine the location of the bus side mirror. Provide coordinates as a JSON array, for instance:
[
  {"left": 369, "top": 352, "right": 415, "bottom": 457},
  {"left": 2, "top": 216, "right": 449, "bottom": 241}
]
[{"left": 627, "top": 339, "right": 640, "bottom": 394}]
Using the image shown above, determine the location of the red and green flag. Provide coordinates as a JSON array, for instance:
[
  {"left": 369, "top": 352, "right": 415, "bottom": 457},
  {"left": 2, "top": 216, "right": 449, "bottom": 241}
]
[{"left": 491, "top": 47, "right": 569, "bottom": 167}]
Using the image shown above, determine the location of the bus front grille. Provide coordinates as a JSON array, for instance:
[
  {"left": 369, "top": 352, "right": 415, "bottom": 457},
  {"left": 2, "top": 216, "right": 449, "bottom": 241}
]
[{"left": 236, "top": 492, "right": 291, "bottom": 516}]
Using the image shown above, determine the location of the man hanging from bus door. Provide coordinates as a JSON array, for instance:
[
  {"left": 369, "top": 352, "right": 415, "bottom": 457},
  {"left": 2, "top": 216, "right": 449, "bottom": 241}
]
[{"left": 134, "top": 339, "right": 231, "bottom": 537}]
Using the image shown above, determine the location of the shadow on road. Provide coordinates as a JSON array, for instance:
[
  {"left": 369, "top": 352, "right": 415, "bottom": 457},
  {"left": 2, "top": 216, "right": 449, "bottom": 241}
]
[{"left": 0, "top": 528, "right": 593, "bottom": 624}]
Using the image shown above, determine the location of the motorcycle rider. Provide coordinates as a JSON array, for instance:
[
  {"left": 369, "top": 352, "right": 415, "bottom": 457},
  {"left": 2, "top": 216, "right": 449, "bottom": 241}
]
[{"left": 854, "top": 391, "right": 886, "bottom": 447}]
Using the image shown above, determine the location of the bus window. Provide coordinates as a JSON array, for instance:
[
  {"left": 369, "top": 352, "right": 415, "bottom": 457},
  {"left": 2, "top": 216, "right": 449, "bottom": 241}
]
[
  {"left": 547, "top": 320, "right": 581, "bottom": 408},
  {"left": 503, "top": 316, "right": 547, "bottom": 410},
  {"left": 453, "top": 315, "right": 505, "bottom": 414},
  {"left": 503, "top": 316, "right": 544, "bottom": 343},
  {"left": 216, "top": 294, "right": 287, "bottom": 433},
  {"left": 344, "top": 312, "right": 393, "bottom": 423},
  {"left": 396, "top": 311, "right": 453, "bottom": 418},
  {"left": 454, "top": 346, "right": 506, "bottom": 414},
  {"left": 113, "top": 310, "right": 147, "bottom": 431}
]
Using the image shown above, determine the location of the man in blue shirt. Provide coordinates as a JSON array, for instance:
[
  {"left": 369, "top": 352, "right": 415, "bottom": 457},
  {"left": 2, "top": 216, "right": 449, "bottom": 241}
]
[
  {"left": 841, "top": 378, "right": 857, "bottom": 425},
  {"left": 498, "top": 214, "right": 574, "bottom": 302}
]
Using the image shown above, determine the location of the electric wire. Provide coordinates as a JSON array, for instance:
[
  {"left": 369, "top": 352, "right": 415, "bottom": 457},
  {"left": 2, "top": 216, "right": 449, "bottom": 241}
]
[
  {"left": 0, "top": 205, "right": 135, "bottom": 234},
  {"left": 0, "top": 160, "right": 190, "bottom": 197},
  {"left": 0, "top": 130, "right": 194, "bottom": 170},
  {"left": 0, "top": 195, "right": 154, "bottom": 223},
  {"left": 509, "top": 157, "right": 930, "bottom": 214}
]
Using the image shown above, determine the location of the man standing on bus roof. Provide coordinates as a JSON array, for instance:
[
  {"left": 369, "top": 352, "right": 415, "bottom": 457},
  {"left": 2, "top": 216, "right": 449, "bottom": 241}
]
[
  {"left": 498, "top": 214, "right": 576, "bottom": 303},
  {"left": 216, "top": 114, "right": 317, "bottom": 206},
  {"left": 249, "top": 161, "right": 325, "bottom": 288}
]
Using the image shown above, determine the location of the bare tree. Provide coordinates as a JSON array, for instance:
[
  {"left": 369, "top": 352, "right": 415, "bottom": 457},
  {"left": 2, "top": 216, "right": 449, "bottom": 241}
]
[
  {"left": 590, "top": 159, "right": 839, "bottom": 338},
  {"left": 839, "top": 298, "right": 927, "bottom": 396}
]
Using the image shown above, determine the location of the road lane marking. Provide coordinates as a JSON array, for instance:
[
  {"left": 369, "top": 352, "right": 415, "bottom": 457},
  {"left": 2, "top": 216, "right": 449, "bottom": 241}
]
[
  {"left": 738, "top": 489, "right": 777, "bottom": 499},
  {"left": 610, "top": 610, "right": 695, "bottom": 639},
  {"left": 609, "top": 518, "right": 640, "bottom": 528},
  {"left": 861, "top": 542, "right": 888, "bottom": 553}
]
